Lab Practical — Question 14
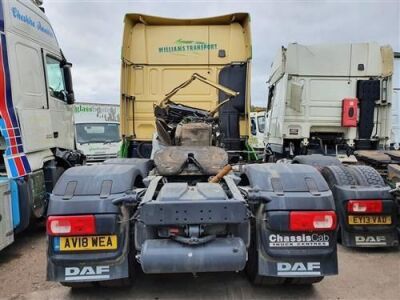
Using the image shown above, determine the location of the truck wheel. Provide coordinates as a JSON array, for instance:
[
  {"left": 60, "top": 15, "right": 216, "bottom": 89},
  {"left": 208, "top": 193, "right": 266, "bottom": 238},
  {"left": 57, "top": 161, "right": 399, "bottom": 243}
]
[
  {"left": 287, "top": 277, "right": 324, "bottom": 285},
  {"left": 320, "top": 165, "right": 357, "bottom": 188},
  {"left": 246, "top": 221, "right": 286, "bottom": 285},
  {"left": 292, "top": 155, "right": 341, "bottom": 170},
  {"left": 348, "top": 165, "right": 385, "bottom": 187}
]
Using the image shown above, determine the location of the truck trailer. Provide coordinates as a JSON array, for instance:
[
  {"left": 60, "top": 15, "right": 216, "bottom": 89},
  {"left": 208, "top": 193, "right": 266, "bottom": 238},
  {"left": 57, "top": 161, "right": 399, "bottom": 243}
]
[
  {"left": 74, "top": 102, "right": 121, "bottom": 163},
  {"left": 265, "top": 43, "right": 399, "bottom": 248},
  {"left": 0, "top": 0, "right": 83, "bottom": 251},
  {"left": 46, "top": 14, "right": 339, "bottom": 288}
]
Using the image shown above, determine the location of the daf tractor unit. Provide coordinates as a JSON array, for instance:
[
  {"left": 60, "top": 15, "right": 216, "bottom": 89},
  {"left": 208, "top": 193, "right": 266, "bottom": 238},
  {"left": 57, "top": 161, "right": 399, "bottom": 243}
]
[
  {"left": 46, "top": 13, "right": 339, "bottom": 288},
  {"left": 74, "top": 102, "right": 121, "bottom": 164},
  {"left": 264, "top": 43, "right": 399, "bottom": 248},
  {"left": 0, "top": 0, "right": 83, "bottom": 251}
]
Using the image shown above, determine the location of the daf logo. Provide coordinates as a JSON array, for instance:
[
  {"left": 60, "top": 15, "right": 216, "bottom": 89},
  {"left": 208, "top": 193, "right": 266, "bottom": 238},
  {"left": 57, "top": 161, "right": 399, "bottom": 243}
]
[
  {"left": 277, "top": 262, "right": 321, "bottom": 276},
  {"left": 65, "top": 266, "right": 110, "bottom": 281},
  {"left": 355, "top": 235, "right": 386, "bottom": 245}
]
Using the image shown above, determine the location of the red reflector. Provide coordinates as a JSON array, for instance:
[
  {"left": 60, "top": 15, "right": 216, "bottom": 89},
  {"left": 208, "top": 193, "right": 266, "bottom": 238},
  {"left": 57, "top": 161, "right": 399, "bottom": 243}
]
[
  {"left": 169, "top": 228, "right": 180, "bottom": 235},
  {"left": 46, "top": 215, "right": 96, "bottom": 236},
  {"left": 347, "top": 200, "right": 382, "bottom": 213},
  {"left": 289, "top": 211, "right": 337, "bottom": 231},
  {"left": 342, "top": 98, "right": 358, "bottom": 127}
]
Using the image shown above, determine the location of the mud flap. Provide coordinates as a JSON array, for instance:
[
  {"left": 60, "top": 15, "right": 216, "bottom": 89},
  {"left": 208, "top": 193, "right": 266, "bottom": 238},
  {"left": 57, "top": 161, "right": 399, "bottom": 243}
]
[
  {"left": 47, "top": 254, "right": 129, "bottom": 283},
  {"left": 342, "top": 230, "right": 399, "bottom": 248},
  {"left": 334, "top": 185, "right": 399, "bottom": 248},
  {"left": 257, "top": 255, "right": 338, "bottom": 278},
  {"left": 257, "top": 229, "right": 338, "bottom": 277}
]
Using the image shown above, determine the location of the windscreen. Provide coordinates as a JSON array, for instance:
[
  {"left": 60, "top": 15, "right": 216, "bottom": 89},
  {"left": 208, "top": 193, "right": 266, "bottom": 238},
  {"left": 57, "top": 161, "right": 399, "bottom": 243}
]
[
  {"left": 76, "top": 123, "right": 120, "bottom": 144},
  {"left": 257, "top": 116, "right": 265, "bottom": 133}
]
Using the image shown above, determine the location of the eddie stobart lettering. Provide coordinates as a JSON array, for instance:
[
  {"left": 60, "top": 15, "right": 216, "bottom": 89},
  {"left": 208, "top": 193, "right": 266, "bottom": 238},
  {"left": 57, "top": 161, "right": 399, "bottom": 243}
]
[
  {"left": 11, "top": 7, "right": 54, "bottom": 38},
  {"left": 269, "top": 233, "right": 330, "bottom": 247},
  {"left": 159, "top": 39, "right": 218, "bottom": 54}
]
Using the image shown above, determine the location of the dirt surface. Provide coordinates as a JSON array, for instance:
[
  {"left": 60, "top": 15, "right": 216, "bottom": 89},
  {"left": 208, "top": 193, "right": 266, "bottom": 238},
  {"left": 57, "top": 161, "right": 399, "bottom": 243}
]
[
  {"left": 0, "top": 222, "right": 58, "bottom": 299},
  {"left": 0, "top": 226, "right": 399, "bottom": 300}
]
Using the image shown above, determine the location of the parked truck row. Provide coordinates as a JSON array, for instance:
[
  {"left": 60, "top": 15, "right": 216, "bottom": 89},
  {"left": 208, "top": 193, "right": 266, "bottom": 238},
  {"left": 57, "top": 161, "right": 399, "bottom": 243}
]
[
  {"left": 46, "top": 14, "right": 340, "bottom": 283},
  {"left": 263, "top": 42, "right": 399, "bottom": 248},
  {"left": 45, "top": 12, "right": 396, "bottom": 289}
]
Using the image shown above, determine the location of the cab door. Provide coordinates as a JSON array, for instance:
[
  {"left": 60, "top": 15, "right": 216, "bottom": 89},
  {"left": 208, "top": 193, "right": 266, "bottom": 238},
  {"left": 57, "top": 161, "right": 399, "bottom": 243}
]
[
  {"left": 5, "top": 31, "right": 55, "bottom": 156},
  {"left": 42, "top": 51, "right": 74, "bottom": 150}
]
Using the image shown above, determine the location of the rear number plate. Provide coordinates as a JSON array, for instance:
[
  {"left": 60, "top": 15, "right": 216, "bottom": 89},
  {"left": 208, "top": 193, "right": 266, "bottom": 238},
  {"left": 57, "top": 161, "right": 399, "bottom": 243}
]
[
  {"left": 54, "top": 235, "right": 117, "bottom": 251},
  {"left": 348, "top": 215, "right": 391, "bottom": 225}
]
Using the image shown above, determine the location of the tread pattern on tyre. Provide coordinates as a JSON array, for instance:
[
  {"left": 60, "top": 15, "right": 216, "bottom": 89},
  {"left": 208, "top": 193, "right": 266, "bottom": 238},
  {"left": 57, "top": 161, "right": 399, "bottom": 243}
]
[
  {"left": 349, "top": 165, "right": 385, "bottom": 187},
  {"left": 321, "top": 165, "right": 357, "bottom": 187},
  {"left": 292, "top": 155, "right": 341, "bottom": 169}
]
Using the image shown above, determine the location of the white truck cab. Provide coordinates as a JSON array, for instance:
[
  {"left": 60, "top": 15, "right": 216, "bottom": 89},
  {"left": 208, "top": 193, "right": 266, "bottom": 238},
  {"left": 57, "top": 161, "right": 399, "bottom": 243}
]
[
  {"left": 249, "top": 111, "right": 266, "bottom": 151},
  {"left": 74, "top": 103, "right": 120, "bottom": 163},
  {"left": 0, "top": 0, "right": 82, "bottom": 251},
  {"left": 265, "top": 43, "right": 393, "bottom": 159}
]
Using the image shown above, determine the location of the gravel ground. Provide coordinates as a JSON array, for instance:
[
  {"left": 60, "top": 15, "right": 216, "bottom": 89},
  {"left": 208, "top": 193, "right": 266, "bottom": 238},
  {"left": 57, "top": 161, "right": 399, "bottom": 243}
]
[{"left": 0, "top": 224, "right": 399, "bottom": 300}]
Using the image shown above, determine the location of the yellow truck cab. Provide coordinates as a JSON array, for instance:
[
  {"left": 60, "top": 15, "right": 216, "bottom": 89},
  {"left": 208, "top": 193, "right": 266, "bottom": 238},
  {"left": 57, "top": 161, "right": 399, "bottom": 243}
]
[{"left": 120, "top": 13, "right": 252, "bottom": 159}]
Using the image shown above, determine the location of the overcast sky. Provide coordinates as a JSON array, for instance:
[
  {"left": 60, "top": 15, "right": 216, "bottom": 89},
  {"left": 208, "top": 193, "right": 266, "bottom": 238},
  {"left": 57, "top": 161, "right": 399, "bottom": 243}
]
[{"left": 44, "top": 0, "right": 399, "bottom": 106}]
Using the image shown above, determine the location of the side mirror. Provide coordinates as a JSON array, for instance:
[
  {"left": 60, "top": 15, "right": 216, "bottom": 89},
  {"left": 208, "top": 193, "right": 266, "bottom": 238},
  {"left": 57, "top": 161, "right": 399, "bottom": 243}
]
[
  {"left": 61, "top": 61, "right": 75, "bottom": 105},
  {"left": 267, "top": 85, "right": 275, "bottom": 112}
]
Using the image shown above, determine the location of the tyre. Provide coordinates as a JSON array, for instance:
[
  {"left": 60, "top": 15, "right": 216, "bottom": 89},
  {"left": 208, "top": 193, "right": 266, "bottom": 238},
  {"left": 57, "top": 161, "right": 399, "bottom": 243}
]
[
  {"left": 293, "top": 154, "right": 341, "bottom": 170},
  {"left": 320, "top": 165, "right": 357, "bottom": 188},
  {"left": 245, "top": 220, "right": 286, "bottom": 285},
  {"left": 348, "top": 165, "right": 385, "bottom": 187}
]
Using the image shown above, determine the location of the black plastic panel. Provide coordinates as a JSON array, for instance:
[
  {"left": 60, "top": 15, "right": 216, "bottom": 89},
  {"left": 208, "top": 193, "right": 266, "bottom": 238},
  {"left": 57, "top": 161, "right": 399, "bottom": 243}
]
[
  {"left": 218, "top": 64, "right": 247, "bottom": 151},
  {"left": 357, "top": 80, "right": 380, "bottom": 140}
]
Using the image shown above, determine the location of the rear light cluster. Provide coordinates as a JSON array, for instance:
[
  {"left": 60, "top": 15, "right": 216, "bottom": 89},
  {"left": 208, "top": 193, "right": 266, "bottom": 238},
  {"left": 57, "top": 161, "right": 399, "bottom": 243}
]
[
  {"left": 289, "top": 211, "right": 337, "bottom": 231},
  {"left": 47, "top": 215, "right": 96, "bottom": 236},
  {"left": 347, "top": 200, "right": 382, "bottom": 214}
]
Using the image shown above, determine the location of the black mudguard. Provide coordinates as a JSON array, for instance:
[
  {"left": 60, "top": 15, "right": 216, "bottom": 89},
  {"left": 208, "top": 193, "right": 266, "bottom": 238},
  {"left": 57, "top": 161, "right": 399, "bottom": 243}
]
[
  {"left": 245, "top": 163, "right": 338, "bottom": 278},
  {"left": 255, "top": 206, "right": 338, "bottom": 278},
  {"left": 334, "top": 185, "right": 399, "bottom": 247},
  {"left": 46, "top": 162, "right": 149, "bottom": 283}
]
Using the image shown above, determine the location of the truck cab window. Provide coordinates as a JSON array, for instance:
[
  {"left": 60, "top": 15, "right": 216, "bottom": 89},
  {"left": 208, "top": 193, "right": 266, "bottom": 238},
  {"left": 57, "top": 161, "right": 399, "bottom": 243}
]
[
  {"left": 76, "top": 123, "right": 121, "bottom": 144},
  {"left": 250, "top": 118, "right": 257, "bottom": 136},
  {"left": 46, "top": 56, "right": 66, "bottom": 101},
  {"left": 257, "top": 116, "right": 265, "bottom": 133}
]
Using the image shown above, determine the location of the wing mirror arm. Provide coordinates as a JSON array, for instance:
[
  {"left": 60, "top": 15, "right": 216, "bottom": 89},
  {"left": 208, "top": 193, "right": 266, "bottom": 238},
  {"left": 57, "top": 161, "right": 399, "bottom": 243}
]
[{"left": 61, "top": 60, "right": 75, "bottom": 105}]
